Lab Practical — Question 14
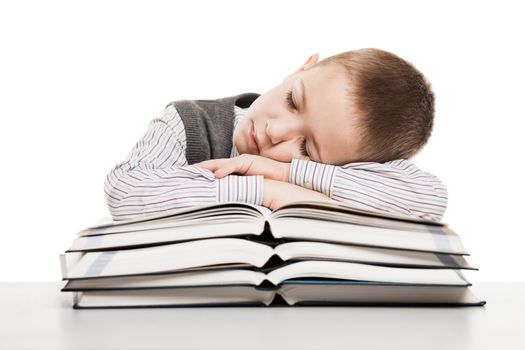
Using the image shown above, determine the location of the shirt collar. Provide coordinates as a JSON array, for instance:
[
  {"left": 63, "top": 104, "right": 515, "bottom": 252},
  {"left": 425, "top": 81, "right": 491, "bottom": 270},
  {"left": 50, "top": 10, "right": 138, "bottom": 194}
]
[{"left": 230, "top": 106, "right": 248, "bottom": 158}]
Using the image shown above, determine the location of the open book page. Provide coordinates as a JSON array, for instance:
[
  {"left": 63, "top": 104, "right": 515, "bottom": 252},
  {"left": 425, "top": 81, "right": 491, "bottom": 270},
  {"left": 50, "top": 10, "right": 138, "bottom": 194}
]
[
  {"left": 69, "top": 220, "right": 266, "bottom": 251},
  {"left": 65, "top": 238, "right": 274, "bottom": 279},
  {"left": 278, "top": 283, "right": 484, "bottom": 306},
  {"left": 271, "top": 207, "right": 452, "bottom": 233},
  {"left": 78, "top": 207, "right": 260, "bottom": 237},
  {"left": 271, "top": 200, "right": 446, "bottom": 226},
  {"left": 63, "top": 269, "right": 267, "bottom": 291},
  {"left": 268, "top": 217, "right": 466, "bottom": 254},
  {"left": 274, "top": 242, "right": 474, "bottom": 270},
  {"left": 85, "top": 203, "right": 224, "bottom": 229},
  {"left": 83, "top": 202, "right": 268, "bottom": 232},
  {"left": 265, "top": 261, "right": 469, "bottom": 286}
]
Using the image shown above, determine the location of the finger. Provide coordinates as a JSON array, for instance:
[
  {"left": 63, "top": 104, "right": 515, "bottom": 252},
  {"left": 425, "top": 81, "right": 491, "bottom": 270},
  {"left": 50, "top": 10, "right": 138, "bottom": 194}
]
[
  {"left": 193, "top": 160, "right": 211, "bottom": 167},
  {"left": 214, "top": 166, "right": 233, "bottom": 178},
  {"left": 215, "top": 157, "right": 256, "bottom": 178},
  {"left": 194, "top": 160, "right": 219, "bottom": 171},
  {"left": 214, "top": 162, "right": 240, "bottom": 178}
]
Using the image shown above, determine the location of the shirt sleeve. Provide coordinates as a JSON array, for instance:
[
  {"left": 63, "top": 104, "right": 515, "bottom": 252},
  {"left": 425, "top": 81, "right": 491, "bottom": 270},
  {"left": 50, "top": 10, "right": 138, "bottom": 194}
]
[
  {"left": 288, "top": 158, "right": 448, "bottom": 222},
  {"left": 104, "top": 105, "right": 263, "bottom": 221}
]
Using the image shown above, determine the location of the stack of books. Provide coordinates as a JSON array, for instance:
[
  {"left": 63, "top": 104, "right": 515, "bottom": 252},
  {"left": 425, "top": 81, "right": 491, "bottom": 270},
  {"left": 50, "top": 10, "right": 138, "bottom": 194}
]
[{"left": 59, "top": 201, "right": 485, "bottom": 308}]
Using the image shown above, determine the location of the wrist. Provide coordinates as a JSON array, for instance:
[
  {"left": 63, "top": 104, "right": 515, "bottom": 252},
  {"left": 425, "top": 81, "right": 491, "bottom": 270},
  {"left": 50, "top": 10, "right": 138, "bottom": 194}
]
[
  {"left": 263, "top": 178, "right": 286, "bottom": 210},
  {"left": 281, "top": 162, "right": 291, "bottom": 182},
  {"left": 262, "top": 178, "right": 274, "bottom": 209}
]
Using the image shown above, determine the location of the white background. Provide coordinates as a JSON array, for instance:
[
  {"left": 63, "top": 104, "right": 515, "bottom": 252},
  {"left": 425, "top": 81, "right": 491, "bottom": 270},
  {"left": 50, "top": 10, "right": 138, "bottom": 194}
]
[{"left": 0, "top": 0, "right": 523, "bottom": 282}]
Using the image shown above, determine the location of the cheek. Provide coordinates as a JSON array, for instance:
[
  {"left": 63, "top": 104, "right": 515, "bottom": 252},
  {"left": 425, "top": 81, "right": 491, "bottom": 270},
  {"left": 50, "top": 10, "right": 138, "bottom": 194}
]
[
  {"left": 233, "top": 119, "right": 250, "bottom": 150},
  {"left": 261, "top": 144, "right": 295, "bottom": 162}
]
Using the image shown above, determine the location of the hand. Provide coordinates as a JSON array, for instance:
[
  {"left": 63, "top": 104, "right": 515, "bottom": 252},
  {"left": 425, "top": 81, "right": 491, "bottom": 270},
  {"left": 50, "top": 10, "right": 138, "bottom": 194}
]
[
  {"left": 194, "top": 154, "right": 291, "bottom": 182},
  {"left": 263, "top": 178, "right": 338, "bottom": 211}
]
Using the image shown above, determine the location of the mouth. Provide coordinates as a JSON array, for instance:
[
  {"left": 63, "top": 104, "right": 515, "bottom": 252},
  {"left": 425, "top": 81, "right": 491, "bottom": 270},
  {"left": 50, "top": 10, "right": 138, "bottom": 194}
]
[{"left": 250, "top": 121, "right": 260, "bottom": 153}]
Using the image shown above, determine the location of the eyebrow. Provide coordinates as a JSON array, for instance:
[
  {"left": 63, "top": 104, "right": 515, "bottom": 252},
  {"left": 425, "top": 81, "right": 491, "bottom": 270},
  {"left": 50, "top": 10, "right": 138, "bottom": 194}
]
[{"left": 299, "top": 79, "right": 324, "bottom": 163}]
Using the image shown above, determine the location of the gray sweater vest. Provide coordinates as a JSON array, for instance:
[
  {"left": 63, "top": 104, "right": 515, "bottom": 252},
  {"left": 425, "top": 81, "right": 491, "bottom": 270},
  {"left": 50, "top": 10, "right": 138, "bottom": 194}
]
[{"left": 165, "top": 92, "right": 261, "bottom": 165}]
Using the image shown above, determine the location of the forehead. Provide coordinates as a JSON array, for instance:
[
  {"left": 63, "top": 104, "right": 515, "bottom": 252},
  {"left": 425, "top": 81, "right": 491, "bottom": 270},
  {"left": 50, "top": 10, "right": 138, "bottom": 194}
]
[
  {"left": 301, "top": 65, "right": 353, "bottom": 114},
  {"left": 300, "top": 65, "right": 363, "bottom": 164}
]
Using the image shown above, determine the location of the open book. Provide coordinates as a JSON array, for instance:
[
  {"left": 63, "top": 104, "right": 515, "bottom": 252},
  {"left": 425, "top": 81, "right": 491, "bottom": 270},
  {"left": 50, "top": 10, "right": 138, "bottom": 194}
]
[
  {"left": 60, "top": 201, "right": 485, "bottom": 308},
  {"left": 69, "top": 201, "right": 467, "bottom": 254},
  {"left": 61, "top": 238, "right": 475, "bottom": 281},
  {"left": 70, "top": 283, "right": 483, "bottom": 308}
]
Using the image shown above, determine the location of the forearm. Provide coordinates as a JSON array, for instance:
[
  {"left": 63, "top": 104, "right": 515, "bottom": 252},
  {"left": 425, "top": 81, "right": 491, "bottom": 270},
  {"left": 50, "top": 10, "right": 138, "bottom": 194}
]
[
  {"left": 287, "top": 157, "right": 448, "bottom": 221},
  {"left": 104, "top": 164, "right": 219, "bottom": 221},
  {"left": 262, "top": 178, "right": 336, "bottom": 211}
]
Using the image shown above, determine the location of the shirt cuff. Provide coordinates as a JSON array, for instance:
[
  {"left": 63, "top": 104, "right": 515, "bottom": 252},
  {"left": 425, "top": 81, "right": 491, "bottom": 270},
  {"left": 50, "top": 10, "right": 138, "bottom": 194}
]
[
  {"left": 217, "top": 175, "right": 264, "bottom": 206},
  {"left": 288, "top": 158, "right": 337, "bottom": 197}
]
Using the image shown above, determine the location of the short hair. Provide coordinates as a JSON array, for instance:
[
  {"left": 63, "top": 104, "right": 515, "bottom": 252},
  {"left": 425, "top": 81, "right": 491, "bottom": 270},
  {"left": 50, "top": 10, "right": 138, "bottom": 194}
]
[{"left": 316, "top": 48, "right": 435, "bottom": 163}]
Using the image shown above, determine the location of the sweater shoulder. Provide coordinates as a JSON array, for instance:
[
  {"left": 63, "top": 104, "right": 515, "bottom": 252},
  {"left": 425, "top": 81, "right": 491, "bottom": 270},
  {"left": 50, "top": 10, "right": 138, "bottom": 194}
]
[
  {"left": 162, "top": 93, "right": 261, "bottom": 164},
  {"left": 164, "top": 92, "right": 261, "bottom": 110}
]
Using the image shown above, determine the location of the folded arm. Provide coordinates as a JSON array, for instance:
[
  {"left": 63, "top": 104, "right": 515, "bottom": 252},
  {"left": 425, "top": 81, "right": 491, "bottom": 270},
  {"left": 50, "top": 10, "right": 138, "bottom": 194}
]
[
  {"left": 104, "top": 106, "right": 265, "bottom": 221},
  {"left": 195, "top": 154, "right": 448, "bottom": 221},
  {"left": 105, "top": 106, "right": 447, "bottom": 222},
  {"left": 287, "top": 158, "right": 448, "bottom": 222}
]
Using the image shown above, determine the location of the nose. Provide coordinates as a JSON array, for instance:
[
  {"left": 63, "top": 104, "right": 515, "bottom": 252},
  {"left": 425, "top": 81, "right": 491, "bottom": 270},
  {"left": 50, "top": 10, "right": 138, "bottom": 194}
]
[{"left": 266, "top": 119, "right": 301, "bottom": 145}]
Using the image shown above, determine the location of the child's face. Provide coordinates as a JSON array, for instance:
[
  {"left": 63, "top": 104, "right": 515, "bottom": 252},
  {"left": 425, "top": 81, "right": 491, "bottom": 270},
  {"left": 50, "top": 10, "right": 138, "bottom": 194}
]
[{"left": 234, "top": 62, "right": 363, "bottom": 165}]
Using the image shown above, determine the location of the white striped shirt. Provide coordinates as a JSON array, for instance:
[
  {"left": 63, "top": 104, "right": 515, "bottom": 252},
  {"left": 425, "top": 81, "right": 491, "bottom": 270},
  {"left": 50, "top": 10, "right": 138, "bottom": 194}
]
[{"left": 104, "top": 104, "right": 448, "bottom": 222}]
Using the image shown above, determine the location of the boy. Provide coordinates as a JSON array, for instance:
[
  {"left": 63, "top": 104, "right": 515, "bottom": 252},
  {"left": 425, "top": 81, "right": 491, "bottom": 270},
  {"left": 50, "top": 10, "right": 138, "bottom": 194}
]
[{"left": 104, "top": 48, "right": 447, "bottom": 222}]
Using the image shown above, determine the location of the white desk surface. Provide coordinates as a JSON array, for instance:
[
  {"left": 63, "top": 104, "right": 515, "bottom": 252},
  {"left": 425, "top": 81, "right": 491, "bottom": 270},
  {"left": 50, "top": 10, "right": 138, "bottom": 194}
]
[{"left": 0, "top": 282, "right": 522, "bottom": 350}]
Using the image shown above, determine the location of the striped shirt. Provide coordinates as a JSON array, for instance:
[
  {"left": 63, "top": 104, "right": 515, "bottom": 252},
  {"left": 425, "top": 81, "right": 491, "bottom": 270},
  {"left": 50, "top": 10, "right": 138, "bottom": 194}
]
[{"left": 104, "top": 104, "right": 448, "bottom": 222}]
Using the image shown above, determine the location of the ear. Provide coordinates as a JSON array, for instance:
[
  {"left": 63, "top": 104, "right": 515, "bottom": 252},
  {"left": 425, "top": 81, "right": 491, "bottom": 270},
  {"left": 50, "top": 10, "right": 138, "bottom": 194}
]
[{"left": 283, "top": 53, "right": 319, "bottom": 82}]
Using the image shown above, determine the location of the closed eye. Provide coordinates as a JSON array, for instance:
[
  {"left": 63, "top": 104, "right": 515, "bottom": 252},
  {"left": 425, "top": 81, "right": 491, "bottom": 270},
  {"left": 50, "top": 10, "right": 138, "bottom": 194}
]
[
  {"left": 286, "top": 89, "right": 296, "bottom": 110},
  {"left": 299, "top": 138, "right": 310, "bottom": 158},
  {"left": 286, "top": 88, "right": 310, "bottom": 159}
]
